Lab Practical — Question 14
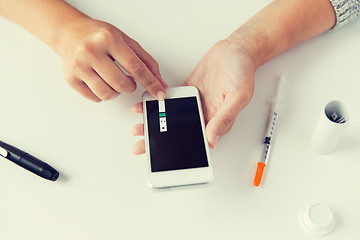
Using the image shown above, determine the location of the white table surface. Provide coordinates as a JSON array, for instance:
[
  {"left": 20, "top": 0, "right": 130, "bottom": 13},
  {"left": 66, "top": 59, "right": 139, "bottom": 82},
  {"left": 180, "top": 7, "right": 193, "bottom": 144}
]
[{"left": 1, "top": 1, "right": 360, "bottom": 239}]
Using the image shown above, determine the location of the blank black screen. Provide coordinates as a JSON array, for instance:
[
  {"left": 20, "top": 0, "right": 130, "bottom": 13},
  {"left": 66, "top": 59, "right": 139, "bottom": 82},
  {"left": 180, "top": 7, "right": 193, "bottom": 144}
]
[{"left": 146, "top": 97, "right": 209, "bottom": 172}]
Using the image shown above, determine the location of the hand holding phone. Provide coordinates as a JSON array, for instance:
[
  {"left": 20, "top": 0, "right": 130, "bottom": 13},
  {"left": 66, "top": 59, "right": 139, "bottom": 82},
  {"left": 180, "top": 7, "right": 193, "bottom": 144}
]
[
  {"left": 133, "top": 41, "right": 255, "bottom": 153},
  {"left": 140, "top": 86, "right": 213, "bottom": 189}
]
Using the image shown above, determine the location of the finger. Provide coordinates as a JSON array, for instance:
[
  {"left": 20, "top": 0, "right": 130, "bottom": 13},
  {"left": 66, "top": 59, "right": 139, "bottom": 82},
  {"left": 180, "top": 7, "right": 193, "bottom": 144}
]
[
  {"left": 67, "top": 77, "right": 102, "bottom": 103},
  {"left": 93, "top": 55, "right": 137, "bottom": 94},
  {"left": 205, "top": 91, "right": 249, "bottom": 148},
  {"left": 127, "top": 40, "right": 168, "bottom": 89},
  {"left": 109, "top": 41, "right": 166, "bottom": 100},
  {"left": 81, "top": 68, "right": 120, "bottom": 101},
  {"left": 132, "top": 139, "right": 145, "bottom": 155},
  {"left": 132, "top": 102, "right": 143, "bottom": 114},
  {"left": 132, "top": 123, "right": 144, "bottom": 136}
]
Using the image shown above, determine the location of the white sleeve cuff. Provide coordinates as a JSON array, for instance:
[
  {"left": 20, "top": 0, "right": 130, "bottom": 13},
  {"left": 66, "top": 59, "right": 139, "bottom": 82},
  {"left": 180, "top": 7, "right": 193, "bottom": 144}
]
[{"left": 329, "top": 0, "right": 360, "bottom": 29}]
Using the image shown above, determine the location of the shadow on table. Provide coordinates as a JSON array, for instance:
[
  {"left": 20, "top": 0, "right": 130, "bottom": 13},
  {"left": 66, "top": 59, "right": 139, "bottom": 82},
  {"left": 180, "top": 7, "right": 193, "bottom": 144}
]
[{"left": 334, "top": 136, "right": 360, "bottom": 153}]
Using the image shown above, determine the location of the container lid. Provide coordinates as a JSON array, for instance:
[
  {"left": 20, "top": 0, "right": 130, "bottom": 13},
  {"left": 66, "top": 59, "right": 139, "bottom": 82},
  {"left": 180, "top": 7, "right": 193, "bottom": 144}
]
[{"left": 299, "top": 203, "right": 335, "bottom": 236}]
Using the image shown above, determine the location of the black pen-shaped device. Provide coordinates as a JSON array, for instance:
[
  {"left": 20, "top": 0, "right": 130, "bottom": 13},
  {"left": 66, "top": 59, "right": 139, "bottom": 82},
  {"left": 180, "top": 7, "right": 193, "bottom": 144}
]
[{"left": 0, "top": 140, "right": 59, "bottom": 181}]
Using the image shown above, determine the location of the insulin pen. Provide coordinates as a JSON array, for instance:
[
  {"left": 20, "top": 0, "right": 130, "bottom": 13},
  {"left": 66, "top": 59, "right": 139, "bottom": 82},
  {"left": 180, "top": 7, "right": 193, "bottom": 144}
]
[
  {"left": 0, "top": 140, "right": 59, "bottom": 181},
  {"left": 253, "top": 75, "right": 286, "bottom": 187}
]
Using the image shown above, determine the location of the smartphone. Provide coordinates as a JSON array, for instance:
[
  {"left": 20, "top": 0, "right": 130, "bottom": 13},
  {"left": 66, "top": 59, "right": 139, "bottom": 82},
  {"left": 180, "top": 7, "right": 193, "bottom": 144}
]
[{"left": 142, "top": 86, "right": 213, "bottom": 189}]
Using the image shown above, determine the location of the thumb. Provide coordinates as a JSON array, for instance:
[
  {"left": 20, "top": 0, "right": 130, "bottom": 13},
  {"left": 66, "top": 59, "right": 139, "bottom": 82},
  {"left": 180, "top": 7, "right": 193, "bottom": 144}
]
[{"left": 205, "top": 92, "right": 250, "bottom": 148}]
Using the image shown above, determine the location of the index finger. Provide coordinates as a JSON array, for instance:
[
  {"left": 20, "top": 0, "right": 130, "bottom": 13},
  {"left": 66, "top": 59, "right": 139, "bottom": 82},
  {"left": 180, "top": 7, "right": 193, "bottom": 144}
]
[{"left": 109, "top": 41, "right": 166, "bottom": 100}]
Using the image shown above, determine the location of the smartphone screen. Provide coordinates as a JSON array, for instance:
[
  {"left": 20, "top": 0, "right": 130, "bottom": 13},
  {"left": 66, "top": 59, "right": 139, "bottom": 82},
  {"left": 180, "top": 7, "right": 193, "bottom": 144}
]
[{"left": 145, "top": 97, "right": 209, "bottom": 172}]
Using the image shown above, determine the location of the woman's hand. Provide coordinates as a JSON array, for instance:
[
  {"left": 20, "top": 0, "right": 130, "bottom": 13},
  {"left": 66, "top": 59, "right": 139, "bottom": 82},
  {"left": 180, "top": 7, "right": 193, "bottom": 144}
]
[
  {"left": 131, "top": 39, "right": 257, "bottom": 154},
  {"left": 59, "top": 18, "right": 167, "bottom": 102},
  {"left": 183, "top": 39, "right": 256, "bottom": 148}
]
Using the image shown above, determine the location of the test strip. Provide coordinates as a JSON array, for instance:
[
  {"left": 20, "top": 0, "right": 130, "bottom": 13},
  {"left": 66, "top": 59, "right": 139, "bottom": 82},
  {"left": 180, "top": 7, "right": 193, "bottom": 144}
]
[
  {"left": 158, "top": 100, "right": 167, "bottom": 132},
  {"left": 158, "top": 100, "right": 165, "bottom": 113},
  {"left": 159, "top": 117, "right": 167, "bottom": 132}
]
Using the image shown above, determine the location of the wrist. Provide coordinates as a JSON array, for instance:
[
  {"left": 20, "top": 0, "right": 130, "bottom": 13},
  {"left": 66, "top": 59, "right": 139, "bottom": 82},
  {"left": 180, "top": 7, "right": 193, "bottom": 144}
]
[
  {"left": 53, "top": 13, "right": 91, "bottom": 56},
  {"left": 226, "top": 25, "right": 269, "bottom": 70},
  {"left": 226, "top": 0, "right": 336, "bottom": 70}
]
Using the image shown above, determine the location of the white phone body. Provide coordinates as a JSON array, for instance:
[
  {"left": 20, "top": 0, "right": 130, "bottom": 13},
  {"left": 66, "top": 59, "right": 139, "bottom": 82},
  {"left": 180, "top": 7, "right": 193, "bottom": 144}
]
[{"left": 142, "top": 86, "right": 213, "bottom": 189}]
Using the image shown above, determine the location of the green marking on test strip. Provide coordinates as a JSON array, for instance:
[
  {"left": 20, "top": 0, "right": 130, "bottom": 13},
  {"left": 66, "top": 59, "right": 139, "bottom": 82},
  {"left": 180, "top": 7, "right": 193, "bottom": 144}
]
[{"left": 159, "top": 112, "right": 166, "bottom": 117}]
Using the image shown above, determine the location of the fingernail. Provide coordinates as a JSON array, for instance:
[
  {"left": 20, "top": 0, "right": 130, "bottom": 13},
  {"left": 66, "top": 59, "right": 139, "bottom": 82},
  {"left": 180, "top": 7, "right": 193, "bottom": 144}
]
[
  {"left": 157, "top": 90, "right": 166, "bottom": 100},
  {"left": 213, "top": 135, "right": 219, "bottom": 149}
]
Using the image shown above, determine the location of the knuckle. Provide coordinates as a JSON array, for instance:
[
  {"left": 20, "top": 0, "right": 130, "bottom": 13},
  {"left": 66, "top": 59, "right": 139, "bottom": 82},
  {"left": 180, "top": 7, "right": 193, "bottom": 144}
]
[
  {"left": 222, "top": 118, "right": 232, "bottom": 128},
  {"left": 113, "top": 79, "right": 127, "bottom": 92},
  {"left": 71, "top": 57, "right": 84, "bottom": 70},
  {"left": 93, "top": 86, "right": 116, "bottom": 101},
  {"left": 154, "top": 61, "right": 159, "bottom": 68},
  {"left": 74, "top": 41, "right": 95, "bottom": 58},
  {"left": 74, "top": 28, "right": 116, "bottom": 59},
  {"left": 94, "top": 27, "right": 116, "bottom": 44},
  {"left": 128, "top": 82, "right": 136, "bottom": 93},
  {"left": 143, "top": 77, "right": 158, "bottom": 90},
  {"left": 125, "top": 81, "right": 136, "bottom": 93},
  {"left": 152, "top": 60, "right": 159, "bottom": 70},
  {"left": 65, "top": 76, "right": 76, "bottom": 86},
  {"left": 130, "top": 60, "right": 146, "bottom": 77},
  {"left": 101, "top": 91, "right": 116, "bottom": 101},
  {"left": 115, "top": 78, "right": 136, "bottom": 93},
  {"left": 132, "top": 40, "right": 141, "bottom": 48}
]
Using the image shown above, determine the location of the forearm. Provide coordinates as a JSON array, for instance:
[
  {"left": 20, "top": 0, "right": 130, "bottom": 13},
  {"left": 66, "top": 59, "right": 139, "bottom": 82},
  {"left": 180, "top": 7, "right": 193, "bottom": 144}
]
[
  {"left": 0, "top": 0, "right": 89, "bottom": 54},
  {"left": 228, "top": 0, "right": 336, "bottom": 68}
]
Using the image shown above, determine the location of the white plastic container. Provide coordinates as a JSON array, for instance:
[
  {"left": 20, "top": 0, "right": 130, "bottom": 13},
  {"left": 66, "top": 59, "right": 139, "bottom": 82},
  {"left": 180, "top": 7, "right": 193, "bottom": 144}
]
[{"left": 310, "top": 100, "right": 351, "bottom": 154}]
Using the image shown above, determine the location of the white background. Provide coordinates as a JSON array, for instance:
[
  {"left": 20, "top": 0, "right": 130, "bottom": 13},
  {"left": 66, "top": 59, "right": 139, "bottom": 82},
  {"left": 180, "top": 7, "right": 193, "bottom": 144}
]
[{"left": 1, "top": 0, "right": 360, "bottom": 239}]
